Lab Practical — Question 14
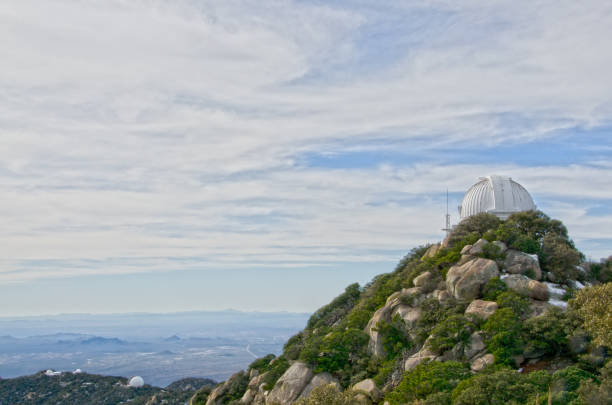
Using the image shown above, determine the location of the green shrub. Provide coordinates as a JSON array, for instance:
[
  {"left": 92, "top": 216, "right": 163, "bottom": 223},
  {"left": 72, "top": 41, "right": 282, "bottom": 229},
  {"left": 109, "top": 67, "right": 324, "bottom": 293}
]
[
  {"left": 523, "top": 307, "right": 570, "bottom": 357},
  {"left": 478, "top": 242, "right": 505, "bottom": 261},
  {"left": 540, "top": 234, "right": 581, "bottom": 284},
  {"left": 375, "top": 315, "right": 413, "bottom": 360},
  {"left": 483, "top": 308, "right": 524, "bottom": 365},
  {"left": 248, "top": 354, "right": 275, "bottom": 373},
  {"left": 220, "top": 371, "right": 249, "bottom": 404},
  {"left": 427, "top": 315, "right": 475, "bottom": 355},
  {"left": 385, "top": 361, "right": 471, "bottom": 404},
  {"left": 570, "top": 283, "right": 612, "bottom": 348},
  {"left": 307, "top": 283, "right": 361, "bottom": 330},
  {"left": 451, "top": 369, "right": 549, "bottom": 405},
  {"left": 496, "top": 291, "right": 531, "bottom": 318},
  {"left": 482, "top": 278, "right": 508, "bottom": 301},
  {"left": 260, "top": 357, "right": 290, "bottom": 391},
  {"left": 446, "top": 213, "right": 501, "bottom": 248}
]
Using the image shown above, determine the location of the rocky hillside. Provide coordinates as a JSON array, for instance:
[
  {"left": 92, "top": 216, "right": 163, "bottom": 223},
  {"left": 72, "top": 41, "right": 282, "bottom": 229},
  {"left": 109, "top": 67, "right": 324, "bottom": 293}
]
[
  {"left": 192, "top": 211, "right": 612, "bottom": 405},
  {"left": 0, "top": 370, "right": 215, "bottom": 405}
]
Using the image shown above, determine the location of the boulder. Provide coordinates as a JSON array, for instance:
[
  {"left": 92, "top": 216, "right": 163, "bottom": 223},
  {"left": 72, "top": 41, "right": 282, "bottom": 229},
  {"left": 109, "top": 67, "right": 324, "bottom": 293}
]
[
  {"left": 405, "top": 340, "right": 438, "bottom": 371},
  {"left": 266, "top": 362, "right": 313, "bottom": 405},
  {"left": 464, "top": 332, "right": 486, "bottom": 360},
  {"left": 468, "top": 238, "right": 489, "bottom": 255},
  {"left": 492, "top": 241, "right": 507, "bottom": 253},
  {"left": 504, "top": 250, "right": 541, "bottom": 280},
  {"left": 460, "top": 244, "right": 473, "bottom": 255},
  {"left": 240, "top": 388, "right": 257, "bottom": 404},
  {"left": 206, "top": 371, "right": 246, "bottom": 405},
  {"left": 446, "top": 258, "right": 500, "bottom": 301},
  {"left": 367, "top": 287, "right": 422, "bottom": 357},
  {"left": 503, "top": 275, "right": 549, "bottom": 301},
  {"left": 470, "top": 353, "right": 494, "bottom": 372},
  {"left": 366, "top": 306, "right": 391, "bottom": 358},
  {"left": 351, "top": 393, "right": 373, "bottom": 405},
  {"left": 352, "top": 379, "right": 381, "bottom": 403},
  {"left": 422, "top": 244, "right": 441, "bottom": 260},
  {"left": 298, "top": 373, "right": 340, "bottom": 399},
  {"left": 465, "top": 300, "right": 498, "bottom": 320},
  {"left": 433, "top": 289, "right": 451, "bottom": 304},
  {"left": 413, "top": 271, "right": 433, "bottom": 288},
  {"left": 392, "top": 305, "right": 421, "bottom": 329},
  {"left": 457, "top": 254, "right": 474, "bottom": 266}
]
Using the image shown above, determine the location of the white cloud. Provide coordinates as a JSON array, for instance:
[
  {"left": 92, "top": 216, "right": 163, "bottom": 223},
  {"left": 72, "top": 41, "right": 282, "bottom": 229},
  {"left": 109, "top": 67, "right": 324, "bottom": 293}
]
[{"left": 1, "top": 0, "right": 612, "bottom": 284}]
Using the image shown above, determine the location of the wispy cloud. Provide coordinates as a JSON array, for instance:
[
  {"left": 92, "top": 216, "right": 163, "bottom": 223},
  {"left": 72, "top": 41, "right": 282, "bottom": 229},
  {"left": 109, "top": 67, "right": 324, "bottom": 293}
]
[{"left": 1, "top": 0, "right": 612, "bottom": 288}]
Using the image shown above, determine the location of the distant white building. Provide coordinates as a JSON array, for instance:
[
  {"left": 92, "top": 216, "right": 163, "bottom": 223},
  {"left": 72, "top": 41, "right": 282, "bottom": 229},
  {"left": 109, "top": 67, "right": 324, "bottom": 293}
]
[
  {"left": 128, "top": 376, "right": 145, "bottom": 388},
  {"left": 459, "top": 175, "right": 536, "bottom": 220}
]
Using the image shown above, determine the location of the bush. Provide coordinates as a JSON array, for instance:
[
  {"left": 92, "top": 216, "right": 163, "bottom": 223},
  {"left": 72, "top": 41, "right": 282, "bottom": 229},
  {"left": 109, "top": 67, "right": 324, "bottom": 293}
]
[
  {"left": 570, "top": 283, "right": 612, "bottom": 348},
  {"left": 446, "top": 213, "right": 501, "bottom": 248},
  {"left": 427, "top": 315, "right": 475, "bottom": 355},
  {"left": 496, "top": 291, "right": 530, "bottom": 318},
  {"left": 375, "top": 315, "right": 413, "bottom": 360},
  {"left": 259, "top": 357, "right": 290, "bottom": 391},
  {"left": 483, "top": 308, "right": 524, "bottom": 365},
  {"left": 385, "top": 361, "right": 471, "bottom": 404},
  {"left": 294, "top": 384, "right": 353, "bottom": 405},
  {"left": 248, "top": 354, "right": 275, "bottom": 373},
  {"left": 482, "top": 278, "right": 508, "bottom": 301},
  {"left": 540, "top": 234, "right": 581, "bottom": 284},
  {"left": 451, "top": 369, "right": 549, "bottom": 405},
  {"left": 307, "top": 283, "right": 361, "bottom": 330},
  {"left": 523, "top": 307, "right": 570, "bottom": 357},
  {"left": 478, "top": 242, "right": 505, "bottom": 261}
]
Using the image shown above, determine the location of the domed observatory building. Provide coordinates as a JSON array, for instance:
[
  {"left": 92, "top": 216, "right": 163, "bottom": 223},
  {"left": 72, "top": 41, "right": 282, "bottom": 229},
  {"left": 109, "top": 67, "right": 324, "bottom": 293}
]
[{"left": 459, "top": 175, "right": 536, "bottom": 220}]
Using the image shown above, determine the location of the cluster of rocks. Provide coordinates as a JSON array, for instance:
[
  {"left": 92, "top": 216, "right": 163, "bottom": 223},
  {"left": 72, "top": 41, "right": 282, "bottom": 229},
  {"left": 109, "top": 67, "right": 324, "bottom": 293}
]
[
  {"left": 203, "top": 238, "right": 586, "bottom": 405},
  {"left": 204, "top": 362, "right": 383, "bottom": 405},
  {"left": 365, "top": 239, "right": 573, "bottom": 382}
]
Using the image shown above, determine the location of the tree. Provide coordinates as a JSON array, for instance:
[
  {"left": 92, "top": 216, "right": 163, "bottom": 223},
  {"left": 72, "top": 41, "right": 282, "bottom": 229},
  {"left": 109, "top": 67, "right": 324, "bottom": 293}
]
[
  {"left": 540, "top": 233, "right": 581, "bottom": 283},
  {"left": 570, "top": 283, "right": 612, "bottom": 348}
]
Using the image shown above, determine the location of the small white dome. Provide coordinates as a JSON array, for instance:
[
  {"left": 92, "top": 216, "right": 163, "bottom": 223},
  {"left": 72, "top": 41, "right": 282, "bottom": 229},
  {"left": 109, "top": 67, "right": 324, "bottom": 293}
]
[
  {"left": 459, "top": 175, "right": 536, "bottom": 220},
  {"left": 128, "top": 376, "right": 144, "bottom": 388}
]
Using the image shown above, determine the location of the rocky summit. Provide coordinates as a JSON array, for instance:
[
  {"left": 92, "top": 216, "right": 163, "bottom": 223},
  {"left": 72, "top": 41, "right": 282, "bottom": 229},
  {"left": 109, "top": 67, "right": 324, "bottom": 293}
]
[{"left": 190, "top": 211, "right": 612, "bottom": 405}]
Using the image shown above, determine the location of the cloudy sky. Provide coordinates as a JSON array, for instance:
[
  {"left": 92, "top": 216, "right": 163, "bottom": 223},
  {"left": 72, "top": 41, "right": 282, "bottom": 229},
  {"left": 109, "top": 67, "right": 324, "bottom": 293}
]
[{"left": 1, "top": 0, "right": 612, "bottom": 316}]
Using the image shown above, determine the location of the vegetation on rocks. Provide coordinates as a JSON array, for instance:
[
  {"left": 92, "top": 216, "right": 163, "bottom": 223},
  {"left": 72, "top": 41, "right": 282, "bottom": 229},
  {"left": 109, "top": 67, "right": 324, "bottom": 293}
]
[{"left": 190, "top": 210, "right": 611, "bottom": 405}]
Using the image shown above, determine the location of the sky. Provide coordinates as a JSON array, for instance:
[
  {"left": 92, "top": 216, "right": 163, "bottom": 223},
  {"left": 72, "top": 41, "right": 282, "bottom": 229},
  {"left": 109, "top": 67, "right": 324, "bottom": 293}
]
[{"left": 1, "top": 0, "right": 612, "bottom": 316}]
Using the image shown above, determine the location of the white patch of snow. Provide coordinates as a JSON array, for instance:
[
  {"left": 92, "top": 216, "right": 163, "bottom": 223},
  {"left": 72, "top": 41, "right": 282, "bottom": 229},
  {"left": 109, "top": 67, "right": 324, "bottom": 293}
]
[
  {"left": 574, "top": 281, "right": 585, "bottom": 290},
  {"left": 549, "top": 299, "right": 568, "bottom": 308},
  {"left": 500, "top": 274, "right": 509, "bottom": 279},
  {"left": 544, "top": 282, "right": 566, "bottom": 297}
]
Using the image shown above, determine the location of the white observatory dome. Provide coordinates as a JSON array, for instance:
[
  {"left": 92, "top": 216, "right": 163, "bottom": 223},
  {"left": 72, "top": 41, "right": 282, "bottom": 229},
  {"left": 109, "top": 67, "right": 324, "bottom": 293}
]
[
  {"left": 128, "top": 376, "right": 145, "bottom": 388},
  {"left": 459, "top": 175, "right": 536, "bottom": 220}
]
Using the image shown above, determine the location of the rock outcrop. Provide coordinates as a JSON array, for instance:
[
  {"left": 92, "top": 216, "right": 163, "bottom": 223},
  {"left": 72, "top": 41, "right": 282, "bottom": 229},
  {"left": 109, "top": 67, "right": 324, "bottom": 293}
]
[
  {"left": 504, "top": 250, "right": 541, "bottom": 280},
  {"left": 366, "top": 287, "right": 422, "bottom": 357},
  {"left": 206, "top": 371, "right": 246, "bottom": 405},
  {"left": 502, "top": 275, "right": 549, "bottom": 301},
  {"left": 446, "top": 258, "right": 499, "bottom": 301},
  {"left": 352, "top": 379, "right": 381, "bottom": 403},
  {"left": 413, "top": 271, "right": 432, "bottom": 288},
  {"left": 465, "top": 300, "right": 498, "bottom": 320},
  {"left": 470, "top": 353, "right": 494, "bottom": 372},
  {"left": 464, "top": 332, "right": 486, "bottom": 360},
  {"left": 266, "top": 362, "right": 313, "bottom": 405},
  {"left": 298, "top": 373, "right": 340, "bottom": 400}
]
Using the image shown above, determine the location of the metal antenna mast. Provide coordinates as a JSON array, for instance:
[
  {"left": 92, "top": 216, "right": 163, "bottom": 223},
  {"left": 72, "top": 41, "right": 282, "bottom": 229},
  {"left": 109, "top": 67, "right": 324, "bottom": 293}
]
[{"left": 442, "top": 189, "right": 452, "bottom": 236}]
